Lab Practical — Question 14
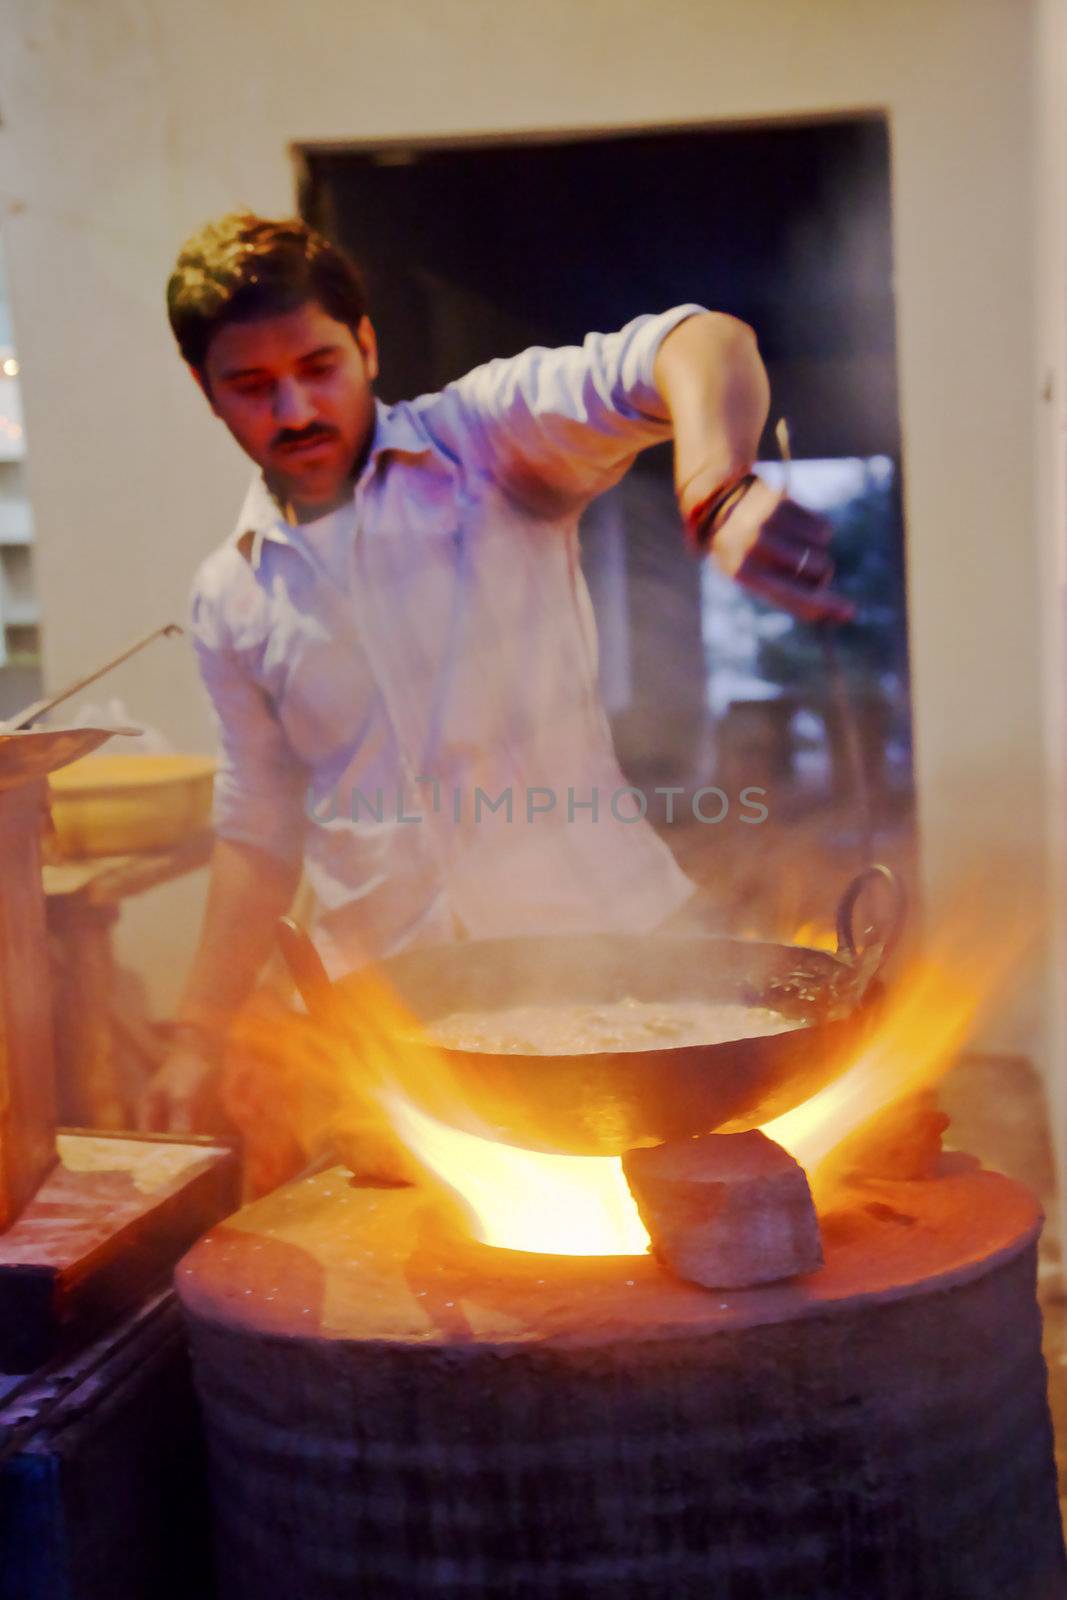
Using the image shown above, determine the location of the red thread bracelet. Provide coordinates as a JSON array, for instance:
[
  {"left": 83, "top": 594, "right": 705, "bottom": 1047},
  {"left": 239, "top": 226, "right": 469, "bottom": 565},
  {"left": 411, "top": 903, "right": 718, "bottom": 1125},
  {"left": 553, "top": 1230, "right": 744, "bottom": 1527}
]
[{"left": 686, "top": 472, "right": 757, "bottom": 551}]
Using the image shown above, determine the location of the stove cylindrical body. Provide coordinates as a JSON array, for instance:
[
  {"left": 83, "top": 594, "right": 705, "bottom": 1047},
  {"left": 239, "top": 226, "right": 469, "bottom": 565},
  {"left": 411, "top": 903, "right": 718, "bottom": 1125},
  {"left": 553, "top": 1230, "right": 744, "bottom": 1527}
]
[{"left": 177, "top": 1168, "right": 1066, "bottom": 1600}]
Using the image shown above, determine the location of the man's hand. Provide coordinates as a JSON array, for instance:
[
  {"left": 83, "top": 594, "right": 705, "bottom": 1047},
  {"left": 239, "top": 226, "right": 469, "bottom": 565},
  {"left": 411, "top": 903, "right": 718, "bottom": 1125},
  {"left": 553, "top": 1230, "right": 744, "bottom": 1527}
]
[
  {"left": 699, "top": 478, "right": 854, "bottom": 625},
  {"left": 137, "top": 1039, "right": 223, "bottom": 1135},
  {"left": 138, "top": 836, "right": 301, "bottom": 1137},
  {"left": 653, "top": 315, "right": 853, "bottom": 624}
]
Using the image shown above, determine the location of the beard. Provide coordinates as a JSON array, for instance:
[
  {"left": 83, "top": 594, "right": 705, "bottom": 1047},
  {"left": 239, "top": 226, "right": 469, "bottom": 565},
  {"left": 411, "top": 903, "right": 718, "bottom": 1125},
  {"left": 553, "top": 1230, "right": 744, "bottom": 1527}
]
[{"left": 265, "top": 422, "right": 368, "bottom": 518}]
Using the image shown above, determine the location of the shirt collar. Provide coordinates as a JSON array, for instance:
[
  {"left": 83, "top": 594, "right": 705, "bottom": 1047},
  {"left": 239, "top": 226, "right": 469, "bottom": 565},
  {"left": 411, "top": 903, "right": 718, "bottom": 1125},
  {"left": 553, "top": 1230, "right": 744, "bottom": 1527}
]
[{"left": 233, "top": 398, "right": 431, "bottom": 569}]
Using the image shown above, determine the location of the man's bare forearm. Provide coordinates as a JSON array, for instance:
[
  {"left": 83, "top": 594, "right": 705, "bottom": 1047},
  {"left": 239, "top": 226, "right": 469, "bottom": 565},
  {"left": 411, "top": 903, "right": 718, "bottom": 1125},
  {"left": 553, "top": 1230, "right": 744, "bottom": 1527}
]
[
  {"left": 655, "top": 312, "right": 849, "bottom": 621},
  {"left": 176, "top": 837, "right": 302, "bottom": 1036},
  {"left": 653, "top": 312, "right": 771, "bottom": 515}
]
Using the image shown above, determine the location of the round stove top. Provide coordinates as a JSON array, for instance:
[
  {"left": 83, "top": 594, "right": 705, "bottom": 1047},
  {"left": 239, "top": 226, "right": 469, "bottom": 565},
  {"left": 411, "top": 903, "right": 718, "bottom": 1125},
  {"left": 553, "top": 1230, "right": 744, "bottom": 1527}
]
[{"left": 177, "top": 1156, "right": 1040, "bottom": 1349}]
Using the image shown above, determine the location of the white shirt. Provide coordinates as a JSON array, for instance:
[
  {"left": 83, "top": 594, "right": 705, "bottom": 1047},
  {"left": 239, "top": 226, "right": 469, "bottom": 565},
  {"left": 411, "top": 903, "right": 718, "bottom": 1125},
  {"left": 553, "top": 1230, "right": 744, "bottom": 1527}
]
[
  {"left": 286, "top": 500, "right": 358, "bottom": 594},
  {"left": 190, "top": 305, "right": 704, "bottom": 975}
]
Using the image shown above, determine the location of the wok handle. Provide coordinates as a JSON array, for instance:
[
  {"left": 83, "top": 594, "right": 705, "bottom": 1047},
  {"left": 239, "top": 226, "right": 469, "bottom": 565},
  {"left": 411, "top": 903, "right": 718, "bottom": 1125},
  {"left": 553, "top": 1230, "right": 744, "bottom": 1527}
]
[
  {"left": 276, "top": 917, "right": 335, "bottom": 1022},
  {"left": 835, "top": 865, "right": 906, "bottom": 977}
]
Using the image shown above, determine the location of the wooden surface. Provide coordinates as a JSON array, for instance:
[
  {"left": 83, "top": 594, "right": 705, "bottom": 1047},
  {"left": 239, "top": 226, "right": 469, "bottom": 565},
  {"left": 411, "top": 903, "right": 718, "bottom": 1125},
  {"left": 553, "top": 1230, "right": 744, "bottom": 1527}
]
[
  {"left": 0, "top": 1129, "right": 238, "bottom": 1372},
  {"left": 43, "top": 829, "right": 214, "bottom": 1128},
  {"left": 42, "top": 827, "right": 213, "bottom": 904},
  {"left": 0, "top": 782, "right": 57, "bottom": 1231}
]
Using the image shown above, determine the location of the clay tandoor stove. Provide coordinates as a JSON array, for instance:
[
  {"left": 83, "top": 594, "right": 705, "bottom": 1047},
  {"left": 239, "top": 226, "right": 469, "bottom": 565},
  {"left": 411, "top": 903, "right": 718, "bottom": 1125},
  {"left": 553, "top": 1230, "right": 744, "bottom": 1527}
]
[{"left": 177, "top": 876, "right": 1067, "bottom": 1600}]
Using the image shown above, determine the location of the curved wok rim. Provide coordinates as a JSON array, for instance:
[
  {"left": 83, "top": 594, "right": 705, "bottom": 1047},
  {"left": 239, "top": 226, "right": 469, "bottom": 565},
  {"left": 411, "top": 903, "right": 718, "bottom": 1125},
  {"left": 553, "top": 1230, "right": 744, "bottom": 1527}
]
[{"left": 340, "top": 930, "right": 867, "bottom": 1066}]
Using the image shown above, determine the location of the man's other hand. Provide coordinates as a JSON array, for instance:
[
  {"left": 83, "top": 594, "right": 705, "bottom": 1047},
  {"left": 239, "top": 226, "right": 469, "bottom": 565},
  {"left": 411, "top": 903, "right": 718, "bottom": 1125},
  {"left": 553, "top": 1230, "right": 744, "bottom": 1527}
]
[
  {"left": 137, "top": 1041, "right": 222, "bottom": 1136},
  {"left": 702, "top": 479, "right": 854, "bottom": 625}
]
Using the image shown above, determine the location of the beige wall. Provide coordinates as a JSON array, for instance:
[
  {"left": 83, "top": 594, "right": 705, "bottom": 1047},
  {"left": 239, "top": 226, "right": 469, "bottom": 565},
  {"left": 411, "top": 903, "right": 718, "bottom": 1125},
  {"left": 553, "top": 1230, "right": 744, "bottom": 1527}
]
[
  {"left": 0, "top": 0, "right": 1058, "bottom": 1060},
  {"left": 1034, "top": 0, "right": 1067, "bottom": 1241}
]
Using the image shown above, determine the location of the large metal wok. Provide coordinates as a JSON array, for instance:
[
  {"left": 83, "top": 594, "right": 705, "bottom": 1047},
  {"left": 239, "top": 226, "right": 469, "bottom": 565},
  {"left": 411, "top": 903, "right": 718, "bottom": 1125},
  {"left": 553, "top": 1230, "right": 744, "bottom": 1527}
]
[{"left": 279, "top": 866, "right": 905, "bottom": 1157}]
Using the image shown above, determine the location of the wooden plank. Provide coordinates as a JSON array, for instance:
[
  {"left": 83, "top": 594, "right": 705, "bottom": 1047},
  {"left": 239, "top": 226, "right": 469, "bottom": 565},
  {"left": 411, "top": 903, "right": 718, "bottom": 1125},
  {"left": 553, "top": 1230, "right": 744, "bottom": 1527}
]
[
  {"left": 0, "top": 1130, "right": 239, "bottom": 1372},
  {"left": 48, "top": 899, "right": 126, "bottom": 1128},
  {"left": 42, "top": 829, "right": 213, "bottom": 904},
  {"left": 0, "top": 781, "right": 56, "bottom": 1230}
]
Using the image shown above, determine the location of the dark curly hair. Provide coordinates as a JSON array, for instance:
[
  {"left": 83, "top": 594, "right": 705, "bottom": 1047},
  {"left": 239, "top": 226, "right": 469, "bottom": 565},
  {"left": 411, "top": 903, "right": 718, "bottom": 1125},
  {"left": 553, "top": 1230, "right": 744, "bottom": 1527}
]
[{"left": 166, "top": 212, "right": 369, "bottom": 378}]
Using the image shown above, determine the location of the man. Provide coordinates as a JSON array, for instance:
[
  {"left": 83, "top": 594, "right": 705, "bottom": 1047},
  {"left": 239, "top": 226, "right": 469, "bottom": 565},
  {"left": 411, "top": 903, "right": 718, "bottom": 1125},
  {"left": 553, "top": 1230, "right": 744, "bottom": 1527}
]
[{"left": 141, "top": 213, "right": 843, "bottom": 1134}]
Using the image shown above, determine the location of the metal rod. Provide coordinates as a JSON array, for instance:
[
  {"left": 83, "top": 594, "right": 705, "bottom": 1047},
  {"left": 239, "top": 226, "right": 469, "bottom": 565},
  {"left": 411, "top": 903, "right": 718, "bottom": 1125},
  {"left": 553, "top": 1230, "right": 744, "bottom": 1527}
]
[
  {"left": 276, "top": 917, "right": 336, "bottom": 1022},
  {"left": 4, "top": 622, "right": 184, "bottom": 731},
  {"left": 776, "top": 418, "right": 874, "bottom": 864}
]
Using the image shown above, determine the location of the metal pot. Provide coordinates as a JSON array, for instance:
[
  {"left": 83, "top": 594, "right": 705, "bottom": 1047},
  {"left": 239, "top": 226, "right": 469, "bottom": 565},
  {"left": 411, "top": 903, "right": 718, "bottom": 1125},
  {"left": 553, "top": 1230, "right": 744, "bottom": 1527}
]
[{"left": 279, "top": 866, "right": 904, "bottom": 1157}]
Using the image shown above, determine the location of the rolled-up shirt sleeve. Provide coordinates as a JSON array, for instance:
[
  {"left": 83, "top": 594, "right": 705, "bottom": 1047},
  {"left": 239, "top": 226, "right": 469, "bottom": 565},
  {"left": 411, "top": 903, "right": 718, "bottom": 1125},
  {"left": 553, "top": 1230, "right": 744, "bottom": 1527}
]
[
  {"left": 444, "top": 304, "right": 707, "bottom": 511},
  {"left": 190, "top": 581, "right": 307, "bottom": 867}
]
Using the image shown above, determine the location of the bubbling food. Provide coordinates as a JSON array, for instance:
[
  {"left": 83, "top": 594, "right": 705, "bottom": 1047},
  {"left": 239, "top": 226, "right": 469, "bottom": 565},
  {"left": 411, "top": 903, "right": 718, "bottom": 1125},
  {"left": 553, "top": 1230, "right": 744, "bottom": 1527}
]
[{"left": 426, "top": 998, "right": 801, "bottom": 1056}]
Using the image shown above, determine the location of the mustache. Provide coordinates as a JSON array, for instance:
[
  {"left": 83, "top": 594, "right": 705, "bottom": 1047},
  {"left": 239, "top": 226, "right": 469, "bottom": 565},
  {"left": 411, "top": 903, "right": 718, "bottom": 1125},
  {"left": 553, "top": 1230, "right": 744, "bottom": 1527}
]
[{"left": 272, "top": 422, "right": 338, "bottom": 451}]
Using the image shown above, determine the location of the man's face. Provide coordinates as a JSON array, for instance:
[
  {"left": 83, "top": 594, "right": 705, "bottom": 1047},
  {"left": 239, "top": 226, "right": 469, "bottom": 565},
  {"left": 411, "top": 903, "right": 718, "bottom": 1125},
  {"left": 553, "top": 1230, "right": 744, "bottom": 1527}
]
[{"left": 201, "top": 301, "right": 379, "bottom": 515}]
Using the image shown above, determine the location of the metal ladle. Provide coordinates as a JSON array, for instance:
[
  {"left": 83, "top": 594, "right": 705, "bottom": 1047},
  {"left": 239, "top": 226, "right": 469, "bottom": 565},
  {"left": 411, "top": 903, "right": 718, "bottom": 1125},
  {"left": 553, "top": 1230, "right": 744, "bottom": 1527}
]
[
  {"left": 775, "top": 418, "right": 874, "bottom": 863},
  {"left": 1, "top": 622, "right": 184, "bottom": 732}
]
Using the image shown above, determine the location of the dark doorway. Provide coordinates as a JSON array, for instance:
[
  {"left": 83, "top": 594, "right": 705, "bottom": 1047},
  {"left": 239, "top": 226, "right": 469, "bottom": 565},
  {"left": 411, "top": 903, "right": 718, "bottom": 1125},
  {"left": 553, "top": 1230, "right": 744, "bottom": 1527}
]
[
  {"left": 298, "top": 118, "right": 899, "bottom": 455},
  {"left": 296, "top": 117, "right": 911, "bottom": 917}
]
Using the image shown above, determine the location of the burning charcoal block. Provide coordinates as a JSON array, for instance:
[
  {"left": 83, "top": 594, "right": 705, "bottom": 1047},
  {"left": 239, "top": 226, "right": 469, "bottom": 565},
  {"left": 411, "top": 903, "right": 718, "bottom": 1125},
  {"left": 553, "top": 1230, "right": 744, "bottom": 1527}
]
[
  {"left": 622, "top": 1128, "right": 822, "bottom": 1287},
  {"left": 823, "top": 1090, "right": 950, "bottom": 1183},
  {"left": 330, "top": 1111, "right": 419, "bottom": 1186}
]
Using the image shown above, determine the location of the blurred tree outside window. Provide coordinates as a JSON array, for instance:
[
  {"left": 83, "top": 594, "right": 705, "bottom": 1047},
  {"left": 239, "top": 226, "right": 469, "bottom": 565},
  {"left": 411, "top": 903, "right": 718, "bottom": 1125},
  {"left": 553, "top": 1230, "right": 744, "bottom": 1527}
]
[{"left": 702, "top": 457, "right": 910, "bottom": 815}]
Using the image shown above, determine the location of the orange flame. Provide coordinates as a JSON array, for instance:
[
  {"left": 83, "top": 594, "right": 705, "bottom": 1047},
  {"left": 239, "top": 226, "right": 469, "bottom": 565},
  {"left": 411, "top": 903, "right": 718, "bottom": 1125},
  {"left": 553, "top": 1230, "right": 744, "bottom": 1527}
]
[
  {"left": 765, "top": 896, "right": 1030, "bottom": 1202},
  {"left": 330, "top": 969, "right": 652, "bottom": 1254},
  {"left": 763, "top": 955, "right": 974, "bottom": 1200},
  {"left": 378, "top": 961, "right": 974, "bottom": 1253},
  {"left": 788, "top": 920, "right": 838, "bottom": 953},
  {"left": 231, "top": 893, "right": 1030, "bottom": 1258},
  {"left": 383, "top": 1091, "right": 650, "bottom": 1255},
  {"left": 228, "top": 967, "right": 651, "bottom": 1254}
]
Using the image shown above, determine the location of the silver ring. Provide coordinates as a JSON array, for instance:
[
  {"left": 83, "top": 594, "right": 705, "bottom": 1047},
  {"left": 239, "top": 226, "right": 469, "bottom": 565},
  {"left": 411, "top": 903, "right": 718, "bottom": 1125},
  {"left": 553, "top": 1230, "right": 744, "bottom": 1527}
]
[{"left": 795, "top": 548, "right": 811, "bottom": 578}]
